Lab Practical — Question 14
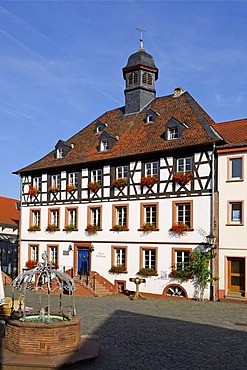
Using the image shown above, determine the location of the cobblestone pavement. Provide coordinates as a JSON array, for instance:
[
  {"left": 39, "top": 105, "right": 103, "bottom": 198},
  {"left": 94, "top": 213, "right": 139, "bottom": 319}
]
[{"left": 2, "top": 288, "right": 247, "bottom": 369}]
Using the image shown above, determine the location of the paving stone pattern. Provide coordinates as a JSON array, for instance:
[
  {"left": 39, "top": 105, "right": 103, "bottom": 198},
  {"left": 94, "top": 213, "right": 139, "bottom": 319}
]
[{"left": 3, "top": 289, "right": 247, "bottom": 369}]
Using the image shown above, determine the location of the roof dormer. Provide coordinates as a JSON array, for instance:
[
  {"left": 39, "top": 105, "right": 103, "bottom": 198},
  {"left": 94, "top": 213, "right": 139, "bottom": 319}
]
[
  {"left": 94, "top": 120, "right": 107, "bottom": 134},
  {"left": 144, "top": 109, "right": 159, "bottom": 124},
  {"left": 164, "top": 118, "right": 187, "bottom": 141},
  {"left": 55, "top": 140, "right": 74, "bottom": 159},
  {"left": 98, "top": 131, "right": 118, "bottom": 153}
]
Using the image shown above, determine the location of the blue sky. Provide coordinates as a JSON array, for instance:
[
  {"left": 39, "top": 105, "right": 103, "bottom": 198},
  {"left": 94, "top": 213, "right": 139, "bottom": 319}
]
[{"left": 1, "top": 0, "right": 247, "bottom": 199}]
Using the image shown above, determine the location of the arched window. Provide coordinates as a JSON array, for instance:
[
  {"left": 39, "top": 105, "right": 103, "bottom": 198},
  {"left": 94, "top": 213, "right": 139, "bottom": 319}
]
[
  {"left": 128, "top": 72, "right": 137, "bottom": 85},
  {"left": 142, "top": 72, "right": 152, "bottom": 85}
]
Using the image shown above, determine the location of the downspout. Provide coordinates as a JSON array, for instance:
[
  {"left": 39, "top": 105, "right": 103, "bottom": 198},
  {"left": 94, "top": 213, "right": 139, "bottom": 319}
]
[
  {"left": 210, "top": 143, "right": 216, "bottom": 301},
  {"left": 18, "top": 173, "right": 22, "bottom": 275}
]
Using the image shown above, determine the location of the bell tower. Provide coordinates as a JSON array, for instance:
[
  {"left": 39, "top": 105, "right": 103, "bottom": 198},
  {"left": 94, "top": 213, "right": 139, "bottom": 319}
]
[{"left": 122, "top": 31, "right": 158, "bottom": 115}]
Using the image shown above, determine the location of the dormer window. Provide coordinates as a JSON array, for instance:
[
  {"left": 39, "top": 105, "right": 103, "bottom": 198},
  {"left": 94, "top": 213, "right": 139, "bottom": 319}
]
[
  {"left": 94, "top": 121, "right": 107, "bottom": 134},
  {"left": 164, "top": 118, "right": 186, "bottom": 141},
  {"left": 168, "top": 127, "right": 179, "bottom": 140},
  {"left": 96, "top": 126, "right": 103, "bottom": 134},
  {"left": 145, "top": 115, "right": 153, "bottom": 124},
  {"left": 100, "top": 140, "right": 109, "bottom": 152},
  {"left": 56, "top": 148, "right": 64, "bottom": 158}
]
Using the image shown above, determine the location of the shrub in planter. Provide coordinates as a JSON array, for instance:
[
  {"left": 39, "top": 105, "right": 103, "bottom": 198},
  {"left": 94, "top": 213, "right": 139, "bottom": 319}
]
[
  {"left": 140, "top": 175, "right": 159, "bottom": 187},
  {"left": 112, "top": 224, "right": 127, "bottom": 231},
  {"left": 25, "top": 260, "right": 37, "bottom": 269},
  {"left": 64, "top": 224, "right": 76, "bottom": 232},
  {"left": 109, "top": 265, "right": 127, "bottom": 274},
  {"left": 46, "top": 224, "right": 59, "bottom": 232},
  {"left": 170, "top": 222, "right": 188, "bottom": 235},
  {"left": 137, "top": 267, "right": 157, "bottom": 276},
  {"left": 48, "top": 186, "right": 60, "bottom": 193},
  {"left": 85, "top": 224, "right": 100, "bottom": 234},
  {"left": 112, "top": 178, "right": 128, "bottom": 189},
  {"left": 28, "top": 186, "right": 40, "bottom": 196},
  {"left": 142, "top": 223, "right": 155, "bottom": 232},
  {"left": 172, "top": 172, "right": 193, "bottom": 186},
  {"left": 88, "top": 181, "right": 101, "bottom": 193},
  {"left": 66, "top": 184, "right": 77, "bottom": 192},
  {"left": 28, "top": 225, "right": 40, "bottom": 231}
]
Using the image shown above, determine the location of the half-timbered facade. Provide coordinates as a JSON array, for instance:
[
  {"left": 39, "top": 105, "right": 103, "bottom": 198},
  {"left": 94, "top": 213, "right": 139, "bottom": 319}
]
[{"left": 15, "top": 43, "right": 222, "bottom": 299}]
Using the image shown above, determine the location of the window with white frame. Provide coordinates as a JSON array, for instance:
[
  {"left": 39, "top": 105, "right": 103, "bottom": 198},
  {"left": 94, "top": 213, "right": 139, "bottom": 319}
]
[
  {"left": 116, "top": 206, "right": 127, "bottom": 226},
  {"left": 168, "top": 127, "right": 179, "bottom": 140},
  {"left": 176, "top": 250, "right": 190, "bottom": 270},
  {"left": 116, "top": 166, "right": 128, "bottom": 179},
  {"left": 91, "top": 207, "right": 101, "bottom": 227},
  {"left": 177, "top": 203, "right": 191, "bottom": 228},
  {"left": 229, "top": 157, "right": 243, "bottom": 180},
  {"left": 33, "top": 177, "right": 41, "bottom": 191},
  {"left": 100, "top": 140, "right": 109, "bottom": 152},
  {"left": 49, "top": 246, "right": 58, "bottom": 264},
  {"left": 50, "top": 174, "right": 61, "bottom": 188},
  {"left": 56, "top": 148, "right": 64, "bottom": 159},
  {"left": 30, "top": 210, "right": 40, "bottom": 228},
  {"left": 144, "top": 205, "right": 157, "bottom": 226},
  {"left": 229, "top": 202, "right": 243, "bottom": 224},
  {"left": 143, "top": 249, "right": 156, "bottom": 269},
  {"left": 115, "top": 248, "right": 126, "bottom": 266},
  {"left": 51, "top": 210, "right": 59, "bottom": 227},
  {"left": 68, "top": 172, "right": 78, "bottom": 187},
  {"left": 177, "top": 157, "right": 192, "bottom": 172},
  {"left": 66, "top": 208, "right": 77, "bottom": 227},
  {"left": 30, "top": 245, "right": 38, "bottom": 262},
  {"left": 145, "top": 162, "right": 159, "bottom": 176},
  {"left": 91, "top": 169, "right": 102, "bottom": 185}
]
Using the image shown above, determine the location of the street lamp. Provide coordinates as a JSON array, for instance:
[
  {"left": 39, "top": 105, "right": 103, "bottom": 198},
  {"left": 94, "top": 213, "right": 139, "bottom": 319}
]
[{"left": 206, "top": 233, "right": 216, "bottom": 301}]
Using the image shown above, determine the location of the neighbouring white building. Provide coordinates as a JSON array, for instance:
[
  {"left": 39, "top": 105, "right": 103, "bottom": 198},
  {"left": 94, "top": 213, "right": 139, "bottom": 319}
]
[
  {"left": 213, "top": 119, "right": 247, "bottom": 301},
  {"left": 15, "top": 41, "right": 225, "bottom": 299}
]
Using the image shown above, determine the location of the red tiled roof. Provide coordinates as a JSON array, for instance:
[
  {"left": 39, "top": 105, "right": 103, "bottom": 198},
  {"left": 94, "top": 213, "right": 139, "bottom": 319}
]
[
  {"left": 0, "top": 196, "right": 20, "bottom": 226},
  {"left": 212, "top": 118, "right": 247, "bottom": 146},
  {"left": 16, "top": 92, "right": 221, "bottom": 174}
]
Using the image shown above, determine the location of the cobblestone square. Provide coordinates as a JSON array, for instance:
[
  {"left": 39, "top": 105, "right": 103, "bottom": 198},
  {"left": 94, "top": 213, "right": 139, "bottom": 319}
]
[{"left": 3, "top": 289, "right": 246, "bottom": 370}]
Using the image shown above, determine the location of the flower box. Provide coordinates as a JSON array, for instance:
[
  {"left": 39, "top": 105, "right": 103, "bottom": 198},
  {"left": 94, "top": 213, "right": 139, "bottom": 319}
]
[
  {"left": 28, "top": 186, "right": 40, "bottom": 197},
  {"left": 28, "top": 225, "right": 40, "bottom": 232},
  {"left": 112, "top": 224, "right": 127, "bottom": 231},
  {"left": 140, "top": 175, "right": 159, "bottom": 187},
  {"left": 25, "top": 260, "right": 37, "bottom": 269},
  {"left": 169, "top": 269, "right": 193, "bottom": 281},
  {"left": 141, "top": 223, "right": 156, "bottom": 232},
  {"left": 137, "top": 267, "right": 157, "bottom": 276},
  {"left": 66, "top": 184, "right": 77, "bottom": 192},
  {"left": 48, "top": 186, "right": 60, "bottom": 193},
  {"left": 46, "top": 224, "right": 59, "bottom": 232},
  {"left": 85, "top": 224, "right": 100, "bottom": 234},
  {"left": 88, "top": 181, "right": 101, "bottom": 193},
  {"left": 172, "top": 172, "right": 193, "bottom": 186},
  {"left": 112, "top": 178, "right": 128, "bottom": 189},
  {"left": 109, "top": 265, "right": 127, "bottom": 274},
  {"left": 170, "top": 222, "right": 188, "bottom": 235},
  {"left": 64, "top": 224, "right": 76, "bottom": 232}
]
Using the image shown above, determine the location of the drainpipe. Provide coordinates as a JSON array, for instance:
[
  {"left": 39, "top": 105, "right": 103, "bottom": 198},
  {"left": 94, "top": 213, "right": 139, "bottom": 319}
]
[{"left": 210, "top": 143, "right": 216, "bottom": 301}]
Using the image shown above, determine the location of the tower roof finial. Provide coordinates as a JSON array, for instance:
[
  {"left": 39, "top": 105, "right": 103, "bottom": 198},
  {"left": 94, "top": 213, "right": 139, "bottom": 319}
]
[{"left": 136, "top": 27, "right": 145, "bottom": 50}]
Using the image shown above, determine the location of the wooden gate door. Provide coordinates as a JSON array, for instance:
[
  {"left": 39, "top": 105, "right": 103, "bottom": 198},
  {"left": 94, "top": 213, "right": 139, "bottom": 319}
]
[{"left": 228, "top": 258, "right": 245, "bottom": 293}]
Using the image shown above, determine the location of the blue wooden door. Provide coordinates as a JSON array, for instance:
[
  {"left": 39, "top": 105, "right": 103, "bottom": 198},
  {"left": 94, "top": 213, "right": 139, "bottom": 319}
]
[{"left": 77, "top": 248, "right": 89, "bottom": 275}]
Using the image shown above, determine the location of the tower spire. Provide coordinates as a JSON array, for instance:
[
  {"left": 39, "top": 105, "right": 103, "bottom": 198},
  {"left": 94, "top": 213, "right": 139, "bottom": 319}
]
[{"left": 136, "top": 27, "right": 145, "bottom": 50}]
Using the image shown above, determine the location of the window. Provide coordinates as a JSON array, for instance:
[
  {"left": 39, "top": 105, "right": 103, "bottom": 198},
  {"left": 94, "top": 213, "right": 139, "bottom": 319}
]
[
  {"left": 172, "top": 249, "right": 191, "bottom": 270},
  {"left": 50, "top": 174, "right": 61, "bottom": 188},
  {"left": 145, "top": 162, "right": 159, "bottom": 176},
  {"left": 112, "top": 204, "right": 129, "bottom": 229},
  {"left": 48, "top": 208, "right": 60, "bottom": 228},
  {"left": 111, "top": 246, "right": 128, "bottom": 269},
  {"left": 116, "top": 166, "right": 128, "bottom": 179},
  {"left": 228, "top": 157, "right": 243, "bottom": 180},
  {"left": 68, "top": 172, "right": 78, "bottom": 188},
  {"left": 100, "top": 140, "right": 109, "bottom": 152},
  {"left": 228, "top": 201, "right": 243, "bottom": 224},
  {"left": 146, "top": 115, "right": 153, "bottom": 124},
  {"left": 65, "top": 207, "right": 78, "bottom": 229},
  {"left": 168, "top": 127, "right": 179, "bottom": 140},
  {"left": 48, "top": 245, "right": 58, "bottom": 264},
  {"left": 128, "top": 72, "right": 137, "bottom": 85},
  {"left": 91, "top": 169, "right": 102, "bottom": 185},
  {"left": 140, "top": 202, "right": 158, "bottom": 229},
  {"left": 29, "top": 245, "right": 39, "bottom": 262},
  {"left": 88, "top": 206, "right": 102, "bottom": 228},
  {"left": 30, "top": 209, "right": 41, "bottom": 230},
  {"left": 96, "top": 126, "right": 103, "bottom": 134},
  {"left": 142, "top": 72, "right": 152, "bottom": 85},
  {"left": 140, "top": 247, "right": 157, "bottom": 270},
  {"left": 33, "top": 176, "right": 41, "bottom": 191},
  {"left": 56, "top": 148, "right": 64, "bottom": 159},
  {"left": 172, "top": 200, "right": 193, "bottom": 229},
  {"left": 177, "top": 157, "right": 192, "bottom": 172}
]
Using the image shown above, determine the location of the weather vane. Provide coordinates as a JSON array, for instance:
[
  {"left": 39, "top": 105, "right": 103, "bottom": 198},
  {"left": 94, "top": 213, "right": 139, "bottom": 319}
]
[{"left": 136, "top": 27, "right": 146, "bottom": 50}]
